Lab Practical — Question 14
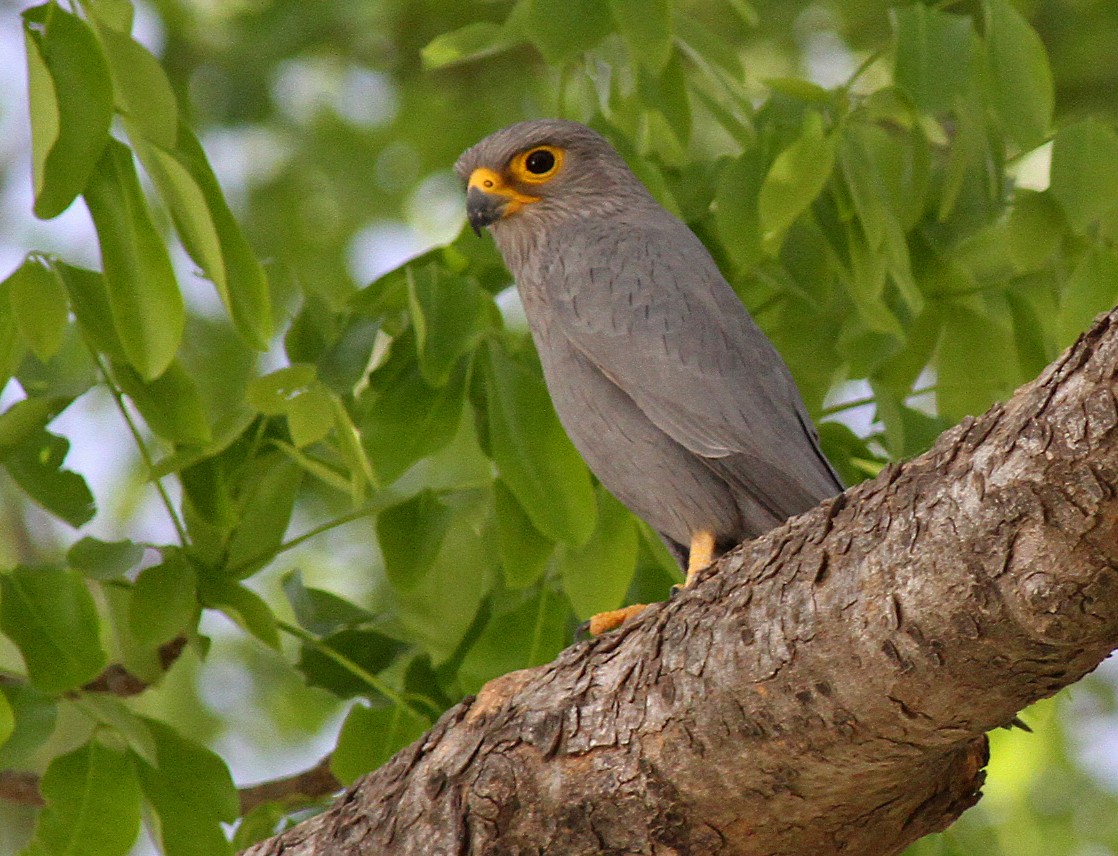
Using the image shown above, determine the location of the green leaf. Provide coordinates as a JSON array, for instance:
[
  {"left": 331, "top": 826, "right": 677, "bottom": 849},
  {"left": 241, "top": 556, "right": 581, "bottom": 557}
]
[
  {"left": 494, "top": 480, "right": 554, "bottom": 589},
  {"left": 0, "top": 685, "right": 56, "bottom": 767},
  {"left": 481, "top": 342, "right": 596, "bottom": 547},
  {"left": 248, "top": 365, "right": 335, "bottom": 447},
  {"left": 22, "top": 4, "right": 113, "bottom": 219},
  {"left": 0, "top": 566, "right": 107, "bottom": 693},
  {"left": 113, "top": 358, "right": 212, "bottom": 444},
  {"left": 27, "top": 741, "right": 141, "bottom": 856},
  {"left": 67, "top": 536, "right": 144, "bottom": 580},
  {"left": 53, "top": 261, "right": 127, "bottom": 361},
  {"left": 421, "top": 22, "right": 516, "bottom": 69},
  {"left": 672, "top": 12, "right": 743, "bottom": 80},
  {"left": 759, "top": 111, "right": 835, "bottom": 252},
  {"left": 1006, "top": 190, "right": 1065, "bottom": 271},
  {"left": 377, "top": 489, "right": 454, "bottom": 591},
  {"left": 146, "top": 718, "right": 239, "bottom": 822},
  {"left": 130, "top": 126, "right": 273, "bottom": 350},
  {"left": 935, "top": 305, "right": 1017, "bottom": 421},
  {"left": 6, "top": 255, "right": 68, "bottom": 361},
  {"left": 73, "top": 695, "right": 158, "bottom": 765},
  {"left": 137, "top": 719, "right": 237, "bottom": 856},
  {"left": 204, "top": 580, "right": 280, "bottom": 649},
  {"left": 297, "top": 628, "right": 409, "bottom": 699},
  {"left": 0, "top": 284, "right": 26, "bottom": 393},
  {"left": 83, "top": 139, "right": 184, "bottom": 381},
  {"left": 0, "top": 692, "right": 13, "bottom": 750},
  {"left": 1049, "top": 119, "right": 1118, "bottom": 234},
  {"left": 359, "top": 343, "right": 467, "bottom": 484},
  {"left": 526, "top": 0, "right": 612, "bottom": 64},
  {"left": 611, "top": 0, "right": 672, "bottom": 72},
  {"left": 714, "top": 149, "right": 765, "bottom": 270},
  {"left": 560, "top": 488, "right": 640, "bottom": 621},
  {"left": 458, "top": 588, "right": 569, "bottom": 694},
  {"left": 331, "top": 702, "right": 429, "bottom": 785},
  {"left": 891, "top": 5, "right": 977, "bottom": 114},
  {"left": 390, "top": 515, "right": 494, "bottom": 665},
  {"left": 91, "top": 17, "right": 178, "bottom": 148},
  {"left": 282, "top": 569, "right": 374, "bottom": 636},
  {"left": 224, "top": 453, "right": 303, "bottom": 575},
  {"left": 1056, "top": 246, "right": 1118, "bottom": 349},
  {"left": 1, "top": 430, "right": 95, "bottom": 527},
  {"left": 0, "top": 396, "right": 69, "bottom": 450},
  {"left": 130, "top": 558, "right": 198, "bottom": 647},
  {"left": 984, "top": 0, "right": 1053, "bottom": 151},
  {"left": 639, "top": 49, "right": 692, "bottom": 150},
  {"left": 407, "top": 266, "right": 491, "bottom": 387},
  {"left": 87, "top": 0, "right": 134, "bottom": 32}
]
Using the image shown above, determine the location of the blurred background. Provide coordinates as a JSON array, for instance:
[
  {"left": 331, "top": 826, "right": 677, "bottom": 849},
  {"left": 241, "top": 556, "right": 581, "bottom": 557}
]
[{"left": 1, "top": 0, "right": 1118, "bottom": 853}]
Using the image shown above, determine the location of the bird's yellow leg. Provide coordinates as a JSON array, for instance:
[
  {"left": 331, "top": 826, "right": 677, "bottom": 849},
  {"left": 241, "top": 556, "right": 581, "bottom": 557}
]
[
  {"left": 584, "top": 530, "right": 717, "bottom": 636},
  {"left": 684, "top": 529, "right": 717, "bottom": 587},
  {"left": 585, "top": 603, "right": 649, "bottom": 636}
]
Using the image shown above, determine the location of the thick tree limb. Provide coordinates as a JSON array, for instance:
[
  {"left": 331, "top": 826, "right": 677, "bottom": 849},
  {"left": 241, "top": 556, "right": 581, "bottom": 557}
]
[{"left": 252, "top": 308, "right": 1116, "bottom": 854}]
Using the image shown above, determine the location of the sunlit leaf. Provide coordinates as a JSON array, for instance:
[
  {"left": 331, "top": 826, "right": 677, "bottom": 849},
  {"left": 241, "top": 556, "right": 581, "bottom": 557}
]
[
  {"left": 984, "top": 0, "right": 1053, "bottom": 151},
  {"left": 0, "top": 567, "right": 106, "bottom": 693},
  {"left": 0, "top": 685, "right": 56, "bottom": 768},
  {"left": 130, "top": 557, "right": 198, "bottom": 647},
  {"left": 759, "top": 111, "right": 834, "bottom": 252},
  {"left": 22, "top": 4, "right": 113, "bottom": 219},
  {"left": 421, "top": 22, "right": 516, "bottom": 69},
  {"left": 331, "top": 702, "right": 428, "bottom": 785},
  {"left": 892, "top": 5, "right": 976, "bottom": 114},
  {"left": 297, "top": 628, "right": 409, "bottom": 699},
  {"left": 282, "top": 569, "right": 375, "bottom": 636},
  {"left": 92, "top": 16, "right": 178, "bottom": 148},
  {"left": 377, "top": 489, "right": 454, "bottom": 591},
  {"left": 560, "top": 488, "right": 639, "bottom": 621},
  {"left": 203, "top": 580, "right": 280, "bottom": 649},
  {"left": 458, "top": 588, "right": 569, "bottom": 694},
  {"left": 6, "top": 255, "right": 68, "bottom": 361},
  {"left": 611, "top": 0, "right": 672, "bottom": 73},
  {"left": 83, "top": 140, "right": 183, "bottom": 380},
  {"left": 1050, "top": 119, "right": 1118, "bottom": 234},
  {"left": 2, "top": 429, "right": 94, "bottom": 526},
  {"left": 526, "top": 0, "right": 612, "bottom": 64},
  {"left": 26, "top": 741, "right": 141, "bottom": 856},
  {"left": 68, "top": 536, "right": 144, "bottom": 580},
  {"left": 137, "top": 719, "right": 238, "bottom": 856},
  {"left": 1056, "top": 245, "right": 1118, "bottom": 349},
  {"left": 494, "top": 480, "right": 554, "bottom": 589}
]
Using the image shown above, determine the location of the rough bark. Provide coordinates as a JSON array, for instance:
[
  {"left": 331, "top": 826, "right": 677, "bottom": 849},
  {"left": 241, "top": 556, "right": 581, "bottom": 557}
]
[{"left": 245, "top": 308, "right": 1118, "bottom": 856}]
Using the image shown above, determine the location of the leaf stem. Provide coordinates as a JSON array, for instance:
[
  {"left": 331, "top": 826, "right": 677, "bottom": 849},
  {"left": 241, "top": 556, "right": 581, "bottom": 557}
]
[
  {"left": 276, "top": 619, "right": 428, "bottom": 722},
  {"left": 225, "top": 499, "right": 392, "bottom": 577},
  {"left": 93, "top": 352, "right": 189, "bottom": 546}
]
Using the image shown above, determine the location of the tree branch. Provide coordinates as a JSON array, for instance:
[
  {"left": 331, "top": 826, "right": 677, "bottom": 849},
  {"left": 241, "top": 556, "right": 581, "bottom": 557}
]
[
  {"left": 242, "top": 305, "right": 1118, "bottom": 856},
  {"left": 0, "top": 754, "right": 341, "bottom": 815}
]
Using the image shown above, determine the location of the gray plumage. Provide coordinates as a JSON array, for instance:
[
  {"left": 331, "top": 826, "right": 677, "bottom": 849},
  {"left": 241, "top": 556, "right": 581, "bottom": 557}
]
[{"left": 456, "top": 119, "right": 841, "bottom": 563}]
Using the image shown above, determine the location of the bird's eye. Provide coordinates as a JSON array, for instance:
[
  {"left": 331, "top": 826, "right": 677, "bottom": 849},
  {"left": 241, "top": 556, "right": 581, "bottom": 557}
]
[
  {"left": 525, "top": 149, "right": 556, "bottom": 174},
  {"left": 512, "top": 145, "right": 563, "bottom": 183}
]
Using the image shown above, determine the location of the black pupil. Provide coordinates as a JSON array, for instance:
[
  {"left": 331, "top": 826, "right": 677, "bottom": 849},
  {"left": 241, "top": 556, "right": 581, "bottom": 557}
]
[{"left": 525, "top": 149, "right": 555, "bottom": 174}]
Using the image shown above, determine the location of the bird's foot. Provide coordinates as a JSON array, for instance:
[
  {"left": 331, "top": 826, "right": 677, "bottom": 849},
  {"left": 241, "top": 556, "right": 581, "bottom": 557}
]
[{"left": 578, "top": 604, "right": 649, "bottom": 637}]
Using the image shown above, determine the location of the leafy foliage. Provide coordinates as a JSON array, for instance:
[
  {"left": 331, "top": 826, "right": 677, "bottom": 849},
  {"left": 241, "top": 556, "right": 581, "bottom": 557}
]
[{"left": 0, "top": 0, "right": 1117, "bottom": 854}]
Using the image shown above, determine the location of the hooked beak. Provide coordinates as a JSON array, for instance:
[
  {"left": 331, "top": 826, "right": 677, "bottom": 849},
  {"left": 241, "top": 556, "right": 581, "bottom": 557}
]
[
  {"left": 465, "top": 167, "right": 540, "bottom": 236},
  {"left": 466, "top": 186, "right": 507, "bottom": 236}
]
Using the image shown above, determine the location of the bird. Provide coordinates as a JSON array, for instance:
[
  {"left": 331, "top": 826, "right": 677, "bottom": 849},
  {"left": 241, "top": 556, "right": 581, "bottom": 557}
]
[{"left": 456, "top": 119, "right": 843, "bottom": 633}]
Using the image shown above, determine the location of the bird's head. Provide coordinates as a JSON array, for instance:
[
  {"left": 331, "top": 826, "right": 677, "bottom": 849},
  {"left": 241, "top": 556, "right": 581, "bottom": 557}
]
[{"left": 455, "top": 119, "right": 651, "bottom": 237}]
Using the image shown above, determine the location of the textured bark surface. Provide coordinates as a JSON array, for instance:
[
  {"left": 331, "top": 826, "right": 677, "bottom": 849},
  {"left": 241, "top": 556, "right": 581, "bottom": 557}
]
[{"left": 245, "top": 308, "right": 1118, "bottom": 856}]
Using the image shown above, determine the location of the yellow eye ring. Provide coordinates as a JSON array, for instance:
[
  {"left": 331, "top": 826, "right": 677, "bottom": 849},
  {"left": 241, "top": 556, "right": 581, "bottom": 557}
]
[{"left": 510, "top": 145, "right": 563, "bottom": 184}]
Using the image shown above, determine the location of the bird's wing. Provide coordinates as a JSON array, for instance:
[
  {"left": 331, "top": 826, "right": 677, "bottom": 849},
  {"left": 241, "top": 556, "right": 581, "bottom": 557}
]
[{"left": 540, "top": 216, "right": 842, "bottom": 503}]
